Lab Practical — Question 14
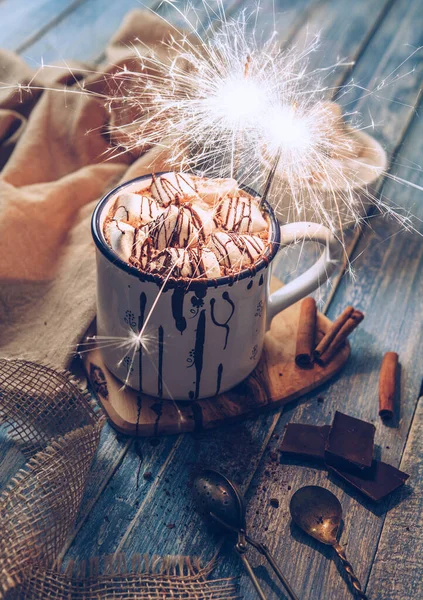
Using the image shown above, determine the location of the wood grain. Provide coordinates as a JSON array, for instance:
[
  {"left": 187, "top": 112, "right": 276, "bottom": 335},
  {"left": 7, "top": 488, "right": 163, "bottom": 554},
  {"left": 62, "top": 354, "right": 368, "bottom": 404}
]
[
  {"left": 0, "top": 0, "right": 85, "bottom": 52},
  {"left": 366, "top": 399, "right": 423, "bottom": 599},
  {"left": 273, "top": 0, "right": 422, "bottom": 293}
]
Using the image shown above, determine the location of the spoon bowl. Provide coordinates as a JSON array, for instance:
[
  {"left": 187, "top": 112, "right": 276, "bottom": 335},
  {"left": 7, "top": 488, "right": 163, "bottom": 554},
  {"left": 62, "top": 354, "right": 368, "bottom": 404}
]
[
  {"left": 289, "top": 485, "right": 341, "bottom": 545},
  {"left": 289, "top": 485, "right": 367, "bottom": 599},
  {"left": 192, "top": 469, "right": 246, "bottom": 531}
]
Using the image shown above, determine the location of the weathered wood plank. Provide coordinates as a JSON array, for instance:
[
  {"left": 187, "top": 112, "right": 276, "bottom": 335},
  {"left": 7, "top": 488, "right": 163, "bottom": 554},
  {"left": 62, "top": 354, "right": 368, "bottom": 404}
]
[
  {"left": 20, "top": 0, "right": 162, "bottom": 64},
  {"left": 61, "top": 0, "right": 401, "bottom": 580},
  {"left": 64, "top": 410, "right": 280, "bottom": 562},
  {"left": 366, "top": 399, "right": 423, "bottom": 599},
  {"left": 234, "top": 32, "right": 423, "bottom": 598},
  {"left": 0, "top": 427, "right": 25, "bottom": 491},
  {"left": 273, "top": 0, "right": 422, "bottom": 301},
  {"left": 0, "top": 0, "right": 86, "bottom": 53}
]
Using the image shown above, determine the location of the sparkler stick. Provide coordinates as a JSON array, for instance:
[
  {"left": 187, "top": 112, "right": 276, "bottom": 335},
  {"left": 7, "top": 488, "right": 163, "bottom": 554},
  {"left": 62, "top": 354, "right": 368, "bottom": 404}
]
[{"left": 261, "top": 147, "right": 282, "bottom": 206}]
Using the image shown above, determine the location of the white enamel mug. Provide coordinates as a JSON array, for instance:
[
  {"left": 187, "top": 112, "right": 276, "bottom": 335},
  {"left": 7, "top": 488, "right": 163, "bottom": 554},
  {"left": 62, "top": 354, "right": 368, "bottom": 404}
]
[{"left": 92, "top": 174, "right": 341, "bottom": 400}]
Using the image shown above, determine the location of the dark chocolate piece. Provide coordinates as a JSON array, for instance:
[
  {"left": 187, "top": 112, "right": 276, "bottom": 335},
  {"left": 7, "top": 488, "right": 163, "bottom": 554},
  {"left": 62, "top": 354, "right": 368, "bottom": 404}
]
[
  {"left": 325, "top": 411, "right": 375, "bottom": 472},
  {"left": 280, "top": 424, "right": 331, "bottom": 462},
  {"left": 329, "top": 460, "right": 409, "bottom": 502}
]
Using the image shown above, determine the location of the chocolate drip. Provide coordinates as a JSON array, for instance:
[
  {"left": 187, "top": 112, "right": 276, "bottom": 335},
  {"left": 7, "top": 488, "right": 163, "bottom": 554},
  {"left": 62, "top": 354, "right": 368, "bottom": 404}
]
[
  {"left": 210, "top": 291, "right": 235, "bottom": 349},
  {"left": 191, "top": 403, "right": 204, "bottom": 430},
  {"left": 211, "top": 232, "right": 264, "bottom": 270},
  {"left": 171, "top": 287, "right": 187, "bottom": 334},
  {"left": 259, "top": 274, "right": 264, "bottom": 286},
  {"left": 151, "top": 172, "right": 198, "bottom": 206},
  {"left": 115, "top": 206, "right": 129, "bottom": 221},
  {"left": 216, "top": 363, "right": 223, "bottom": 395},
  {"left": 190, "top": 309, "right": 206, "bottom": 400},
  {"left": 148, "top": 205, "right": 207, "bottom": 249},
  {"left": 129, "top": 231, "right": 154, "bottom": 270},
  {"left": 158, "top": 325, "right": 164, "bottom": 398},
  {"left": 217, "top": 195, "right": 253, "bottom": 232},
  {"left": 247, "top": 280, "right": 253, "bottom": 290},
  {"left": 138, "top": 292, "right": 147, "bottom": 393},
  {"left": 150, "top": 401, "right": 163, "bottom": 438},
  {"left": 136, "top": 194, "right": 156, "bottom": 220}
]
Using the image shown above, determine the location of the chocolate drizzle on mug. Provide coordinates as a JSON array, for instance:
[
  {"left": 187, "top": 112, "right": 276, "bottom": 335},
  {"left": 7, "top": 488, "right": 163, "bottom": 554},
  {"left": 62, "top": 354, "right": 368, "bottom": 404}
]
[
  {"left": 210, "top": 291, "right": 235, "bottom": 349},
  {"left": 138, "top": 292, "right": 147, "bottom": 393},
  {"left": 157, "top": 325, "right": 164, "bottom": 398},
  {"left": 216, "top": 363, "right": 224, "bottom": 395},
  {"left": 171, "top": 287, "right": 187, "bottom": 334},
  {"left": 190, "top": 309, "right": 206, "bottom": 400},
  {"left": 150, "top": 400, "right": 163, "bottom": 437}
]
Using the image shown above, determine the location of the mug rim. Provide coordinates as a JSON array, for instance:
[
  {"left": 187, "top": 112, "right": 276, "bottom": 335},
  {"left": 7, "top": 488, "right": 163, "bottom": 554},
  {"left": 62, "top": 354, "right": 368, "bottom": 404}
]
[{"left": 91, "top": 172, "right": 280, "bottom": 290}]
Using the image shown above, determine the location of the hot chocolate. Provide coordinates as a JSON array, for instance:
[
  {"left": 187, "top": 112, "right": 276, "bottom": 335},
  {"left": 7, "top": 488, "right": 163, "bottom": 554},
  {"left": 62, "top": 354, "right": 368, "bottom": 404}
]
[{"left": 103, "top": 172, "right": 270, "bottom": 279}]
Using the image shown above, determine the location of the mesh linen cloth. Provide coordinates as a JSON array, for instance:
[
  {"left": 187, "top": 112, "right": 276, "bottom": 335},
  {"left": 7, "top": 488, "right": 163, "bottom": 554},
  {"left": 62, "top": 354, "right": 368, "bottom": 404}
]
[{"left": 0, "top": 359, "right": 239, "bottom": 600}]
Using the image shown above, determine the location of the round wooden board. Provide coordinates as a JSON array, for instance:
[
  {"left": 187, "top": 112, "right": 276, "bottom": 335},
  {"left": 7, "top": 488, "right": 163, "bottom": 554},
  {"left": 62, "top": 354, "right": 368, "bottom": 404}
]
[{"left": 82, "top": 286, "right": 350, "bottom": 437}]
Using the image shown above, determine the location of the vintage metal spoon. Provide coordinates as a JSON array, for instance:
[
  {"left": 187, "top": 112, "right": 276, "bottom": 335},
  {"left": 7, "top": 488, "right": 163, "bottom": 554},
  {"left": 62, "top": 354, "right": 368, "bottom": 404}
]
[
  {"left": 193, "top": 469, "right": 299, "bottom": 600},
  {"left": 289, "top": 486, "right": 367, "bottom": 599}
]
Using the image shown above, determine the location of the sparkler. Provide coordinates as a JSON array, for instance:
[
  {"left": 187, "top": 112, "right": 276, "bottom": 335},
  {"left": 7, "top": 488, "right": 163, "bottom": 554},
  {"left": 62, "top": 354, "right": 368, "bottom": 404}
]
[{"left": 101, "top": 3, "right": 395, "bottom": 238}]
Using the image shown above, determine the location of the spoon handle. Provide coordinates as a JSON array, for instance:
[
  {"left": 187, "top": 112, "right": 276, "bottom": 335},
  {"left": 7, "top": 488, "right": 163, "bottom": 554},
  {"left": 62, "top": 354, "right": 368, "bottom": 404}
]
[
  {"left": 238, "top": 553, "right": 267, "bottom": 600},
  {"left": 246, "top": 537, "right": 299, "bottom": 600},
  {"left": 333, "top": 542, "right": 368, "bottom": 599}
]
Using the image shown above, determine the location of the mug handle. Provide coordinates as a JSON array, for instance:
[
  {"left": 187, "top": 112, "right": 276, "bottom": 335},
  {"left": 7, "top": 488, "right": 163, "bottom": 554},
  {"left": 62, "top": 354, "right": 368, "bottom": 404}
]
[{"left": 267, "top": 222, "right": 341, "bottom": 328}]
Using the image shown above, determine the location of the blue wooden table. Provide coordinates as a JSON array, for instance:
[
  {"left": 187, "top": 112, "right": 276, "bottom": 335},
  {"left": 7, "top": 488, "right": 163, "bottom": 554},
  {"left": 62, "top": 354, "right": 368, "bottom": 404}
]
[{"left": 1, "top": 1, "right": 423, "bottom": 598}]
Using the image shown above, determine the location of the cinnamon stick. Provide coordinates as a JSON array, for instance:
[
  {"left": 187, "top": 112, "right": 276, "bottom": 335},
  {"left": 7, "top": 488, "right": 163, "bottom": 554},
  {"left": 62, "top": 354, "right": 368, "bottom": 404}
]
[
  {"left": 295, "top": 297, "right": 317, "bottom": 368},
  {"left": 317, "top": 309, "right": 364, "bottom": 365},
  {"left": 314, "top": 306, "right": 354, "bottom": 359},
  {"left": 379, "top": 352, "right": 399, "bottom": 420}
]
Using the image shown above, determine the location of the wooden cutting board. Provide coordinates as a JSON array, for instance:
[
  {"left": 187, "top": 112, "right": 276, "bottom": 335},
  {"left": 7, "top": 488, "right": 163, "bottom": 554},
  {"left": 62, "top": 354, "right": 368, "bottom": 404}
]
[{"left": 81, "top": 281, "right": 350, "bottom": 437}]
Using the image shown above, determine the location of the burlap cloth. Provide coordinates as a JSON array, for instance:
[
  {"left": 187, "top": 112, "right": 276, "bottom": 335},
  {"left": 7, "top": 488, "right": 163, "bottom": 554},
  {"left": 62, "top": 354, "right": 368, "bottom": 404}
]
[
  {"left": 0, "top": 359, "right": 238, "bottom": 599},
  {"left": 0, "top": 11, "right": 238, "bottom": 599}
]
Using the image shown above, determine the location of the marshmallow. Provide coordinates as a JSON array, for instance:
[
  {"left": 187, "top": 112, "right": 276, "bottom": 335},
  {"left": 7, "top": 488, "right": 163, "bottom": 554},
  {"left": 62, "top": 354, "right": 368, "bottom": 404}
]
[
  {"left": 196, "top": 247, "right": 221, "bottom": 278},
  {"left": 105, "top": 174, "right": 270, "bottom": 279},
  {"left": 105, "top": 221, "right": 136, "bottom": 263},
  {"left": 148, "top": 247, "right": 222, "bottom": 279},
  {"left": 195, "top": 177, "right": 238, "bottom": 206},
  {"left": 128, "top": 227, "right": 152, "bottom": 269},
  {"left": 217, "top": 195, "right": 268, "bottom": 233},
  {"left": 113, "top": 192, "right": 162, "bottom": 227},
  {"left": 150, "top": 172, "right": 198, "bottom": 206},
  {"left": 148, "top": 204, "right": 215, "bottom": 249},
  {"left": 148, "top": 248, "right": 194, "bottom": 278},
  {"left": 208, "top": 232, "right": 266, "bottom": 271}
]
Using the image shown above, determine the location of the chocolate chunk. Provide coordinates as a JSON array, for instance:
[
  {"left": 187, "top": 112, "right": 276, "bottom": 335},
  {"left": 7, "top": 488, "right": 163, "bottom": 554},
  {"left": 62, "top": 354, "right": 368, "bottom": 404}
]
[
  {"left": 325, "top": 411, "right": 375, "bottom": 472},
  {"left": 329, "top": 460, "right": 409, "bottom": 502},
  {"left": 270, "top": 498, "right": 279, "bottom": 508},
  {"left": 280, "top": 424, "right": 331, "bottom": 462}
]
